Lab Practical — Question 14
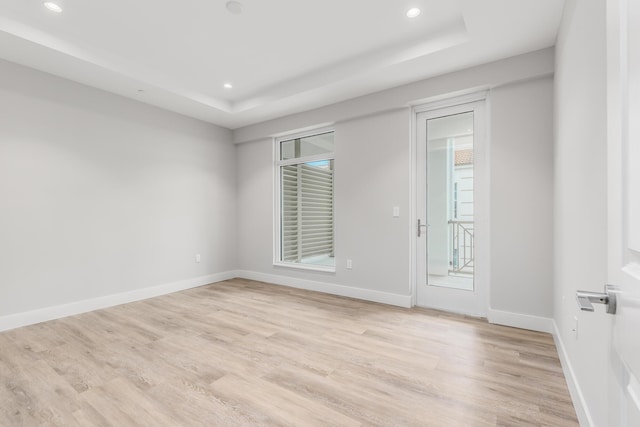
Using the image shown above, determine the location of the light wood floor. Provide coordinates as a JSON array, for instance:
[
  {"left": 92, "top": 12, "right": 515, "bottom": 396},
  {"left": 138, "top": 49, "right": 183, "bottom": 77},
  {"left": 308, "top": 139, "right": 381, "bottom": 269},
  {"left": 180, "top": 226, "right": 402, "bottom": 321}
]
[{"left": 0, "top": 279, "right": 578, "bottom": 426}]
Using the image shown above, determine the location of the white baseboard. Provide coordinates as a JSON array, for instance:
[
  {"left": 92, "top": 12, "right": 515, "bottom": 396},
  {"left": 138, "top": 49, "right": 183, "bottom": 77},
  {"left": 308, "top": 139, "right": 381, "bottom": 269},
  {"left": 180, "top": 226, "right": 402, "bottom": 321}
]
[
  {"left": 552, "top": 320, "right": 592, "bottom": 427},
  {"left": 235, "top": 270, "right": 412, "bottom": 308},
  {"left": 0, "top": 270, "right": 238, "bottom": 333},
  {"left": 487, "top": 308, "right": 553, "bottom": 333}
]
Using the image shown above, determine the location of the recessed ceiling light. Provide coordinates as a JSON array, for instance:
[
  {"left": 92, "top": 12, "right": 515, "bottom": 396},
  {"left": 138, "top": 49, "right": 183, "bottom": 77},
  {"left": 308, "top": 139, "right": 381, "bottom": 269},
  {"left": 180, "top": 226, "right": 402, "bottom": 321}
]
[
  {"left": 406, "top": 8, "right": 421, "bottom": 18},
  {"left": 43, "top": 2, "right": 63, "bottom": 13},
  {"left": 226, "top": 1, "right": 243, "bottom": 15},
  {"left": 223, "top": 83, "right": 233, "bottom": 89}
]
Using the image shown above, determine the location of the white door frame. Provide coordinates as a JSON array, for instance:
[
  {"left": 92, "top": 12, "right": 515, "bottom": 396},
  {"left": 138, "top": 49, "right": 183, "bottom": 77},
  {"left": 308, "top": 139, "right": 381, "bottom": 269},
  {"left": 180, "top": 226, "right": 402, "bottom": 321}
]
[{"left": 410, "top": 92, "right": 490, "bottom": 316}]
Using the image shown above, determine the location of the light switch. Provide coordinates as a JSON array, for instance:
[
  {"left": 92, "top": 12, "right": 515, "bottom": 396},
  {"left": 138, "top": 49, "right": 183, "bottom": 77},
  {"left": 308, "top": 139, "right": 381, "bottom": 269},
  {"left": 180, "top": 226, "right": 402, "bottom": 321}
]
[{"left": 393, "top": 207, "right": 400, "bottom": 217}]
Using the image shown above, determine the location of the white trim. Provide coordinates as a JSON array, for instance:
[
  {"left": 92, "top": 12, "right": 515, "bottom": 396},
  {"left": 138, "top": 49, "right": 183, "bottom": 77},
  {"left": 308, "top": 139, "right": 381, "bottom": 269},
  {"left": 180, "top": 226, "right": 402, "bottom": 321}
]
[
  {"left": 236, "top": 270, "right": 412, "bottom": 308},
  {"left": 419, "top": 302, "right": 484, "bottom": 319},
  {"left": 272, "top": 261, "right": 336, "bottom": 273},
  {"left": 0, "top": 271, "right": 238, "bottom": 333},
  {"left": 411, "top": 90, "right": 489, "bottom": 114},
  {"left": 271, "top": 124, "right": 335, "bottom": 140},
  {"left": 552, "top": 320, "right": 594, "bottom": 427},
  {"left": 487, "top": 308, "right": 553, "bottom": 333},
  {"left": 277, "top": 152, "right": 335, "bottom": 167},
  {"left": 273, "top": 137, "right": 280, "bottom": 268},
  {"left": 483, "top": 95, "right": 493, "bottom": 314},
  {"left": 408, "top": 109, "right": 417, "bottom": 307}
]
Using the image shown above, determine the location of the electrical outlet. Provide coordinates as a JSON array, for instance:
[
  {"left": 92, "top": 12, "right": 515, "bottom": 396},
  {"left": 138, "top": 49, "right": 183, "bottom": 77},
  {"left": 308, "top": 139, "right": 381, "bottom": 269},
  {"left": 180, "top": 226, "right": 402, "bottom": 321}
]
[
  {"left": 346, "top": 259, "right": 353, "bottom": 269},
  {"left": 195, "top": 253, "right": 201, "bottom": 263}
]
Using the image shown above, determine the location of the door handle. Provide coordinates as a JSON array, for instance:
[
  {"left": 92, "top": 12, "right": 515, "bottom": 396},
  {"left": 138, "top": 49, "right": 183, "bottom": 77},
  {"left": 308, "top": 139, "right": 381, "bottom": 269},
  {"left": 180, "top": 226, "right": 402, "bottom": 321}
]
[
  {"left": 576, "top": 285, "right": 618, "bottom": 314},
  {"left": 417, "top": 219, "right": 428, "bottom": 237}
]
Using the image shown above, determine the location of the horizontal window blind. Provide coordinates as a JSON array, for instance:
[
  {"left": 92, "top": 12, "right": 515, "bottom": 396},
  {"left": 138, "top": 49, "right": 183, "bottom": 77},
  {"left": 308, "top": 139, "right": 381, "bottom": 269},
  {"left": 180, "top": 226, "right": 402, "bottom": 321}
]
[
  {"left": 282, "top": 165, "right": 300, "bottom": 262},
  {"left": 281, "top": 163, "right": 334, "bottom": 262}
]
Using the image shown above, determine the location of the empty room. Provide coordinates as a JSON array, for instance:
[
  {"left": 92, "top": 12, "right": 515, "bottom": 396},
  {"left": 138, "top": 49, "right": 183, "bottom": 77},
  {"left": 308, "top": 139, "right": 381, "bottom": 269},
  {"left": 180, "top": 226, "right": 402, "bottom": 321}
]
[{"left": 0, "top": 0, "right": 638, "bottom": 425}]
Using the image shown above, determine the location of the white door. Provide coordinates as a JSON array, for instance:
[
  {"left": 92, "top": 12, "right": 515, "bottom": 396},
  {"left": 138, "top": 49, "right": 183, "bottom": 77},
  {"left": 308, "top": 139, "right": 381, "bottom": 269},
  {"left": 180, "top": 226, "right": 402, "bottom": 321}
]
[
  {"left": 607, "top": 0, "right": 640, "bottom": 424},
  {"left": 415, "top": 99, "right": 488, "bottom": 316}
]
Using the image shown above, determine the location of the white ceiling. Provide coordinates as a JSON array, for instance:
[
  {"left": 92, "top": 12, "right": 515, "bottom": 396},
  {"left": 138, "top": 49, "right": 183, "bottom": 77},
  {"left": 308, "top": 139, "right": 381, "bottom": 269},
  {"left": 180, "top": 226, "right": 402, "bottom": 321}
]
[{"left": 0, "top": 0, "right": 565, "bottom": 129}]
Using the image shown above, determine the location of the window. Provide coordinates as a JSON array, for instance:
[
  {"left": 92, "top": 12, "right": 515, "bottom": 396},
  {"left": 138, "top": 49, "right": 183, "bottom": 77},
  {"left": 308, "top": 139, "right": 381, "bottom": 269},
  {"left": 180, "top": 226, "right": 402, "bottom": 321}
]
[{"left": 275, "top": 130, "right": 335, "bottom": 270}]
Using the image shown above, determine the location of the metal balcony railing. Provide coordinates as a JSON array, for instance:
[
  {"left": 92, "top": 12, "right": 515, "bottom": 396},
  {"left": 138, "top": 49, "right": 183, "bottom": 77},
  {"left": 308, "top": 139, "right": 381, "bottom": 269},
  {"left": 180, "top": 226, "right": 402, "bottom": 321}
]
[{"left": 449, "top": 220, "right": 474, "bottom": 275}]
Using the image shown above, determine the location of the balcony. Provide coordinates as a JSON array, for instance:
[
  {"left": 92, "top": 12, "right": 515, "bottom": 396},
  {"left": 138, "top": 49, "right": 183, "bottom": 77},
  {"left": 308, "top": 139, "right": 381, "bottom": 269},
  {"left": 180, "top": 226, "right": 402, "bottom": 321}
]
[{"left": 449, "top": 220, "right": 473, "bottom": 276}]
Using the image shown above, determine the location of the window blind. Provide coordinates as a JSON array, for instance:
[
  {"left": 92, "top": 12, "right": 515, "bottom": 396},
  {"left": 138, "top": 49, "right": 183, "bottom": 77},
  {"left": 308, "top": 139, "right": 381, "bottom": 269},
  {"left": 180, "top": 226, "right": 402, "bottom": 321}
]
[{"left": 281, "top": 163, "right": 334, "bottom": 262}]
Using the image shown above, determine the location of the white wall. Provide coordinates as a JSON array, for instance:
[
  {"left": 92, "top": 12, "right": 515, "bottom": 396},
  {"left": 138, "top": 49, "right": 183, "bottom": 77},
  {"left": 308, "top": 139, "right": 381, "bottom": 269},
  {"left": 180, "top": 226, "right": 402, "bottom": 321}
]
[
  {"left": 0, "top": 59, "right": 237, "bottom": 320},
  {"left": 234, "top": 48, "right": 554, "bottom": 144},
  {"left": 235, "top": 50, "right": 555, "bottom": 320},
  {"left": 490, "top": 77, "right": 554, "bottom": 318},
  {"left": 236, "top": 110, "right": 411, "bottom": 301},
  {"left": 554, "top": 0, "right": 609, "bottom": 425}
]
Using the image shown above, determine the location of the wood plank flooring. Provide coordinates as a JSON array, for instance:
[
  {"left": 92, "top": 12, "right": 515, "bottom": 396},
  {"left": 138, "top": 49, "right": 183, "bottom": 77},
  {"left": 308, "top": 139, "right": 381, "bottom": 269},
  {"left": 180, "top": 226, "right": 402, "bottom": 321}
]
[{"left": 0, "top": 278, "right": 579, "bottom": 426}]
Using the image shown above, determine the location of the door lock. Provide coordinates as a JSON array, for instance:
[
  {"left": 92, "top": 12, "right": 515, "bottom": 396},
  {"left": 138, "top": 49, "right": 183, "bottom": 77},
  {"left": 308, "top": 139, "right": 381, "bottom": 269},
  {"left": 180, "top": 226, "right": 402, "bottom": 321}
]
[{"left": 576, "top": 284, "right": 618, "bottom": 314}]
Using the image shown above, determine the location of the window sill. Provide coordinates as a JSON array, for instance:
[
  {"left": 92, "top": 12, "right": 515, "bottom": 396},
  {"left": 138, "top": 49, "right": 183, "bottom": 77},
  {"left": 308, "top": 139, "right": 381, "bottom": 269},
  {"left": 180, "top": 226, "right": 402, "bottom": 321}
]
[{"left": 273, "top": 262, "right": 336, "bottom": 273}]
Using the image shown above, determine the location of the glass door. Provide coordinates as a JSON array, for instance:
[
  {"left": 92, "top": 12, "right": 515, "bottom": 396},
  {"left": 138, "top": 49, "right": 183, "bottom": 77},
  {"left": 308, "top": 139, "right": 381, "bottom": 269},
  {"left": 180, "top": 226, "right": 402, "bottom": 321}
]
[
  {"left": 427, "top": 111, "right": 474, "bottom": 291},
  {"left": 416, "top": 100, "right": 487, "bottom": 316}
]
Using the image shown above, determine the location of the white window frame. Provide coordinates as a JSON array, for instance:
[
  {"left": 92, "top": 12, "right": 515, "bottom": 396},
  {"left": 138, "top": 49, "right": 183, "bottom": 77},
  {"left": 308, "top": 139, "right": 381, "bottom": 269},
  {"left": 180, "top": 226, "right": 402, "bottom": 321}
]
[{"left": 273, "top": 127, "right": 336, "bottom": 272}]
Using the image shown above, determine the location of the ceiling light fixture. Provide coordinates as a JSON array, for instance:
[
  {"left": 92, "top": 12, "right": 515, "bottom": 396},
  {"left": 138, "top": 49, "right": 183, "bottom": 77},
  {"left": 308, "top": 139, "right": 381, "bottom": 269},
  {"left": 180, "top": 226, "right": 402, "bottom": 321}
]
[
  {"left": 43, "top": 1, "right": 63, "bottom": 13},
  {"left": 406, "top": 8, "right": 421, "bottom": 18},
  {"left": 226, "top": 1, "right": 243, "bottom": 15},
  {"left": 223, "top": 83, "right": 233, "bottom": 89}
]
